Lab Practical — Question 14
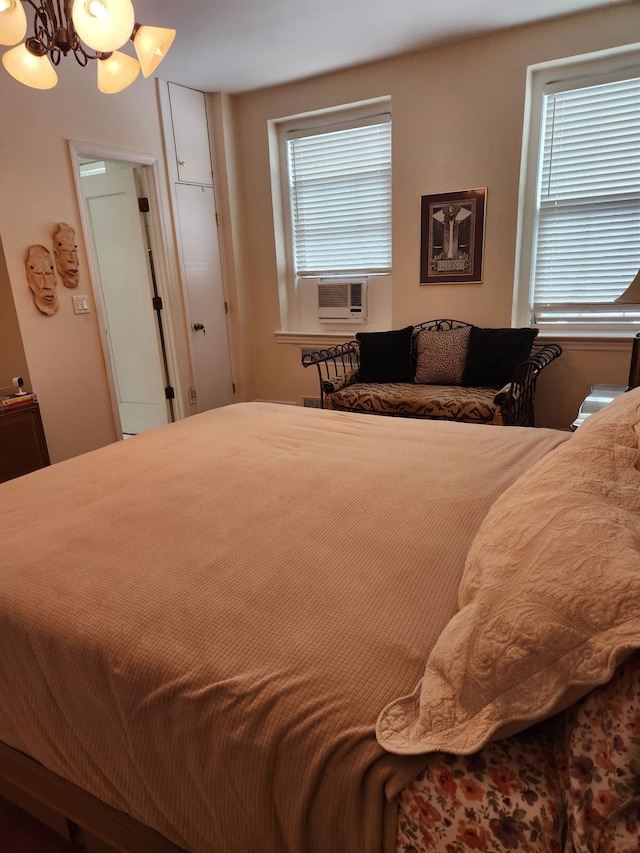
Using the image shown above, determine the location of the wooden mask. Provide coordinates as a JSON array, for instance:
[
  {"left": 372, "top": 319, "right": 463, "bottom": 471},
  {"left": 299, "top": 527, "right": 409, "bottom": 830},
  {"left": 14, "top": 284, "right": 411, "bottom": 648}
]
[
  {"left": 26, "top": 245, "right": 59, "bottom": 315},
  {"left": 53, "top": 222, "right": 79, "bottom": 288}
]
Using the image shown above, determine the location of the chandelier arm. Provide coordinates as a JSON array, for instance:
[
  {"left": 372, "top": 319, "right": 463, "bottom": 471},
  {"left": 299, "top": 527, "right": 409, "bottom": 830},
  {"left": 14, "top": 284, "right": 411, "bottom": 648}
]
[
  {"left": 21, "top": 0, "right": 43, "bottom": 15},
  {"left": 62, "top": 0, "right": 73, "bottom": 32},
  {"left": 31, "top": 2, "right": 56, "bottom": 52},
  {"left": 73, "top": 46, "right": 90, "bottom": 65},
  {"left": 42, "top": 0, "right": 57, "bottom": 27},
  {"left": 56, "top": 0, "right": 67, "bottom": 45}
]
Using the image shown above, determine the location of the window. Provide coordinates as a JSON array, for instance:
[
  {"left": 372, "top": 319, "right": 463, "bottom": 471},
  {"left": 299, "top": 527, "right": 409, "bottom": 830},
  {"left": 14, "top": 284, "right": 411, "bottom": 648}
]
[
  {"left": 271, "top": 102, "right": 392, "bottom": 334},
  {"left": 286, "top": 112, "right": 391, "bottom": 278},
  {"left": 516, "top": 52, "right": 640, "bottom": 333}
]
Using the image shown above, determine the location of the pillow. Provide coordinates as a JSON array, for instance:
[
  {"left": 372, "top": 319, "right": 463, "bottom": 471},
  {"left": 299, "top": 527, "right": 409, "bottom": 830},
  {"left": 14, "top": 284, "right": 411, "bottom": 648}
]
[
  {"left": 461, "top": 327, "right": 539, "bottom": 387},
  {"left": 414, "top": 326, "right": 471, "bottom": 385},
  {"left": 376, "top": 387, "right": 640, "bottom": 756},
  {"left": 356, "top": 326, "right": 413, "bottom": 383}
]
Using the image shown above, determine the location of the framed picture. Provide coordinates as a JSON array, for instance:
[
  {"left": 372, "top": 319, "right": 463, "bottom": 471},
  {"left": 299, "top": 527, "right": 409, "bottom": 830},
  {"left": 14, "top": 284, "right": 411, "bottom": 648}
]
[{"left": 419, "top": 188, "right": 486, "bottom": 284}]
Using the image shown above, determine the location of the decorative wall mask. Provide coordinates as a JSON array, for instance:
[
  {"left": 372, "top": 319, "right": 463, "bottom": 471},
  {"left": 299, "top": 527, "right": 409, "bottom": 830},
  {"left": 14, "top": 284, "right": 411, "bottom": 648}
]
[
  {"left": 26, "top": 245, "right": 59, "bottom": 315},
  {"left": 53, "top": 222, "right": 79, "bottom": 288}
]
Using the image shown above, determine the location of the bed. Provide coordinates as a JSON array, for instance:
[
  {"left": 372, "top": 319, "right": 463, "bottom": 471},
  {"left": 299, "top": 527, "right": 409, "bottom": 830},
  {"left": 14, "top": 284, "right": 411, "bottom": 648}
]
[{"left": 0, "top": 393, "right": 638, "bottom": 853}]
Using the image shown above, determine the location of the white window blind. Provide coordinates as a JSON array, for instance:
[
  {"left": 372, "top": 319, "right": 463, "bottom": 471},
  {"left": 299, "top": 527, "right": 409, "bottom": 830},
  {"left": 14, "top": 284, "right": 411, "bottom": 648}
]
[
  {"left": 286, "top": 114, "right": 391, "bottom": 277},
  {"left": 533, "top": 74, "right": 640, "bottom": 324}
]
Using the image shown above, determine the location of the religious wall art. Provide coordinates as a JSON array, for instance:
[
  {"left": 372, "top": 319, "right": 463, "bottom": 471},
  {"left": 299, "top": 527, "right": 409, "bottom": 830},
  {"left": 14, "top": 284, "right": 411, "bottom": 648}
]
[
  {"left": 53, "top": 222, "right": 80, "bottom": 288},
  {"left": 26, "top": 244, "right": 59, "bottom": 315},
  {"left": 419, "top": 188, "right": 486, "bottom": 284}
]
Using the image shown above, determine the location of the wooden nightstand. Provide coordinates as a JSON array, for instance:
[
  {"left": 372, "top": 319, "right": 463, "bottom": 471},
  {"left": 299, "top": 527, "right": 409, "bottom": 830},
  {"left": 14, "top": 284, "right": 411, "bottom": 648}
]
[
  {"left": 0, "top": 402, "right": 50, "bottom": 483},
  {"left": 571, "top": 384, "right": 627, "bottom": 431}
]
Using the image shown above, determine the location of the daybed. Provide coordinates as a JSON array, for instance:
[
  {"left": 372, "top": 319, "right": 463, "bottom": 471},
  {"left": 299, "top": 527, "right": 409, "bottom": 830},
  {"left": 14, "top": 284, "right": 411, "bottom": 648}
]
[
  {"left": 0, "top": 391, "right": 638, "bottom": 853},
  {"left": 302, "top": 318, "right": 562, "bottom": 426}
]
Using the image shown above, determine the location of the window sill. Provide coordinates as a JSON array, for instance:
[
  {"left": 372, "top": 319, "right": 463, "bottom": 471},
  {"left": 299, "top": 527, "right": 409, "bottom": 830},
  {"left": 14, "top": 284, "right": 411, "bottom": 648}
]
[
  {"left": 537, "top": 332, "right": 635, "bottom": 351},
  {"left": 275, "top": 330, "right": 360, "bottom": 346}
]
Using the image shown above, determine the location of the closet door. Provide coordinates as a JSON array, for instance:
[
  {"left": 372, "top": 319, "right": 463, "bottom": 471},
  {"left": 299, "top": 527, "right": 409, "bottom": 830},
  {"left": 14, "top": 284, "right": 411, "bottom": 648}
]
[
  {"left": 168, "top": 83, "right": 213, "bottom": 185},
  {"left": 161, "top": 80, "right": 235, "bottom": 413},
  {"left": 174, "top": 183, "right": 234, "bottom": 412}
]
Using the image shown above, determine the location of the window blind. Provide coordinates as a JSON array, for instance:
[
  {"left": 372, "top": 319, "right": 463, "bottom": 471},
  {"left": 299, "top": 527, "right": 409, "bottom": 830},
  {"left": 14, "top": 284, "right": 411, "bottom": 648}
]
[
  {"left": 287, "top": 114, "right": 391, "bottom": 277},
  {"left": 533, "top": 75, "right": 640, "bottom": 323}
]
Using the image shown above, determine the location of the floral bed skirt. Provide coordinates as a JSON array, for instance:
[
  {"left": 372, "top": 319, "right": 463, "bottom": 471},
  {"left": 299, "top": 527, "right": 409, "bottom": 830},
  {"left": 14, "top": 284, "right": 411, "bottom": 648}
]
[{"left": 398, "top": 653, "right": 640, "bottom": 852}]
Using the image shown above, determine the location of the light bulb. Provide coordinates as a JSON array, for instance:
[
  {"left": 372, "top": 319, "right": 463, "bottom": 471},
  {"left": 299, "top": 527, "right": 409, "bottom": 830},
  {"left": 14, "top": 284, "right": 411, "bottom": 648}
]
[
  {"left": 97, "top": 49, "right": 139, "bottom": 93},
  {"left": 71, "top": 0, "right": 135, "bottom": 52},
  {"left": 87, "top": 0, "right": 107, "bottom": 19},
  {"left": 0, "top": 0, "right": 27, "bottom": 47},
  {"left": 133, "top": 25, "right": 175, "bottom": 77},
  {"left": 2, "top": 43, "right": 58, "bottom": 89}
]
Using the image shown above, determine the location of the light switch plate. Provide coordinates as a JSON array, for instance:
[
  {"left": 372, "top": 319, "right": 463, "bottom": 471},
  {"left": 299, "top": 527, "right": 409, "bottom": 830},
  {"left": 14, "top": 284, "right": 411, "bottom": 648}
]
[{"left": 72, "top": 295, "right": 90, "bottom": 314}]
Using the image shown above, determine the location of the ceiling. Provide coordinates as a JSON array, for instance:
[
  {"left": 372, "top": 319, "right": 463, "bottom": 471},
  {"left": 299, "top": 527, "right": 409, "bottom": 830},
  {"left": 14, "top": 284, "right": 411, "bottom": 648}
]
[{"left": 131, "top": 0, "right": 630, "bottom": 94}]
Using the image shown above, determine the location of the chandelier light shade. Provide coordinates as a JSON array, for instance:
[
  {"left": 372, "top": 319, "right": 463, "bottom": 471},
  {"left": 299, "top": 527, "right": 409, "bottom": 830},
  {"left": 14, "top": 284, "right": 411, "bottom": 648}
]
[
  {"left": 133, "top": 25, "right": 175, "bottom": 78},
  {"left": 0, "top": 0, "right": 175, "bottom": 92},
  {"left": 97, "top": 48, "right": 138, "bottom": 93},
  {"left": 2, "top": 41, "right": 57, "bottom": 87},
  {"left": 71, "top": 0, "right": 134, "bottom": 53},
  {"left": 0, "top": 0, "right": 26, "bottom": 46}
]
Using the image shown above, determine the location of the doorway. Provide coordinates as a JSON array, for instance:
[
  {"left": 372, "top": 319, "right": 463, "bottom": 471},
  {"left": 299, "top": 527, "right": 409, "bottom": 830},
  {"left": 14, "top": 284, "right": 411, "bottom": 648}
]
[{"left": 71, "top": 148, "right": 175, "bottom": 438}]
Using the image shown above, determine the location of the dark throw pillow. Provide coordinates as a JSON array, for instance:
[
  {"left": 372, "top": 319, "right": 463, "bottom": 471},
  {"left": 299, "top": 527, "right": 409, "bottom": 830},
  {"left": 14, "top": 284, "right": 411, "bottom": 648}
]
[
  {"left": 461, "top": 327, "right": 539, "bottom": 388},
  {"left": 356, "top": 326, "right": 414, "bottom": 383}
]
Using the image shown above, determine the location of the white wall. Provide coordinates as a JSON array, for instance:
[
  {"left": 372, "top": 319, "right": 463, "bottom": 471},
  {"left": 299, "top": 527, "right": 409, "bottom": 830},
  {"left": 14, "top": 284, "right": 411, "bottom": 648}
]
[
  {"left": 223, "top": 3, "right": 638, "bottom": 428},
  {"left": 0, "top": 61, "right": 193, "bottom": 462}
]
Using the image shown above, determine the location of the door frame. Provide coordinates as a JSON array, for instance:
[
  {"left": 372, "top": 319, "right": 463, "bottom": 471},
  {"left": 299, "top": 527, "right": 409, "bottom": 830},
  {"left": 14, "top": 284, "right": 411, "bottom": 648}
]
[{"left": 68, "top": 140, "right": 185, "bottom": 436}]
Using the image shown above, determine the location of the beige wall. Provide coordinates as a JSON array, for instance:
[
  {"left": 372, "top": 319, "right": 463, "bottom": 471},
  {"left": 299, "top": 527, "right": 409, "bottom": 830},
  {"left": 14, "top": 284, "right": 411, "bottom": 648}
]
[
  {"left": 0, "top": 63, "right": 194, "bottom": 463},
  {"left": 228, "top": 3, "right": 638, "bottom": 428},
  {"left": 1, "top": 4, "right": 636, "bottom": 465},
  {"left": 0, "top": 234, "right": 29, "bottom": 392}
]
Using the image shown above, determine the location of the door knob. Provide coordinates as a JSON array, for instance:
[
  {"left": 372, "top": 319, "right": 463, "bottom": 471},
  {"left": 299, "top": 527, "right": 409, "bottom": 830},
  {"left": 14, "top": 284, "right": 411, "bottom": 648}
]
[{"left": 192, "top": 322, "right": 206, "bottom": 335}]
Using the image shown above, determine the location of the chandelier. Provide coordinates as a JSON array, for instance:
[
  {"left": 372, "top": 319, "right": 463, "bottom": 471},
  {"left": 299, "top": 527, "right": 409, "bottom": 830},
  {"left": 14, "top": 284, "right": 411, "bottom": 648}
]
[{"left": 0, "top": 1, "right": 175, "bottom": 93}]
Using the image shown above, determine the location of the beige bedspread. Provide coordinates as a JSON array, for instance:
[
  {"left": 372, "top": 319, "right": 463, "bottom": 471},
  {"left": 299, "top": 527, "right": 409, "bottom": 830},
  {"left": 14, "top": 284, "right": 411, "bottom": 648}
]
[{"left": 0, "top": 403, "right": 568, "bottom": 852}]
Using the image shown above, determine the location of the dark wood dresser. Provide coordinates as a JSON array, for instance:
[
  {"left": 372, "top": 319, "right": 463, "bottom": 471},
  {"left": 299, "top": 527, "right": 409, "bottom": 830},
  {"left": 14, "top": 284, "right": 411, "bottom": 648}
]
[{"left": 0, "top": 402, "right": 50, "bottom": 484}]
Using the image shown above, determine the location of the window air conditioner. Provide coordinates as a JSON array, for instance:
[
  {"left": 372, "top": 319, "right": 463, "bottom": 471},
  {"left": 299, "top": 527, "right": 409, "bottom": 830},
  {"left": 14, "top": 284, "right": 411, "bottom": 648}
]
[{"left": 317, "top": 281, "right": 368, "bottom": 322}]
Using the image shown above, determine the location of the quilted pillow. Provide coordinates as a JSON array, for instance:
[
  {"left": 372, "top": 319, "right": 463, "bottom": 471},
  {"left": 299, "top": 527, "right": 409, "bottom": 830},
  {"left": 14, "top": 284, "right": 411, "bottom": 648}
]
[
  {"left": 376, "top": 387, "right": 640, "bottom": 756},
  {"left": 356, "top": 326, "right": 413, "bottom": 383},
  {"left": 461, "top": 327, "right": 538, "bottom": 387},
  {"left": 414, "top": 326, "right": 471, "bottom": 385}
]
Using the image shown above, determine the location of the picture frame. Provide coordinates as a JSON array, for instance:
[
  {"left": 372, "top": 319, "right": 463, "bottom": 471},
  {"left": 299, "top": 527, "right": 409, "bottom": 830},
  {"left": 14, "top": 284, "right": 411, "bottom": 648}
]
[{"left": 419, "top": 188, "right": 486, "bottom": 284}]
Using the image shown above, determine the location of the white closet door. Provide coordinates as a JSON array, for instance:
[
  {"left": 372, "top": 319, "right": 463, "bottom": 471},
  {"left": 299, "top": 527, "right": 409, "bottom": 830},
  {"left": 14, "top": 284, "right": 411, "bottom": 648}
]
[
  {"left": 168, "top": 83, "right": 213, "bottom": 185},
  {"left": 175, "top": 183, "right": 234, "bottom": 411}
]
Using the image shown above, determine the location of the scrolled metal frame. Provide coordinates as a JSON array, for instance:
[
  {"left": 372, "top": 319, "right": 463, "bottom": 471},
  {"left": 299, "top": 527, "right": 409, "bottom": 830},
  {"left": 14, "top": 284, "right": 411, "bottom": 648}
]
[
  {"left": 301, "top": 320, "right": 563, "bottom": 426},
  {"left": 301, "top": 342, "right": 361, "bottom": 408},
  {"left": 22, "top": 0, "right": 110, "bottom": 66},
  {"left": 500, "top": 341, "right": 562, "bottom": 427}
]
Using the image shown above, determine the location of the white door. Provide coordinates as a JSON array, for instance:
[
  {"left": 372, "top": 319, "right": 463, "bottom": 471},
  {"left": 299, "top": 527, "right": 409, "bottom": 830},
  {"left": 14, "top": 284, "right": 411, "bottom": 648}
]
[
  {"left": 174, "top": 183, "right": 234, "bottom": 411},
  {"left": 169, "top": 84, "right": 213, "bottom": 185},
  {"left": 81, "top": 165, "right": 170, "bottom": 434}
]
